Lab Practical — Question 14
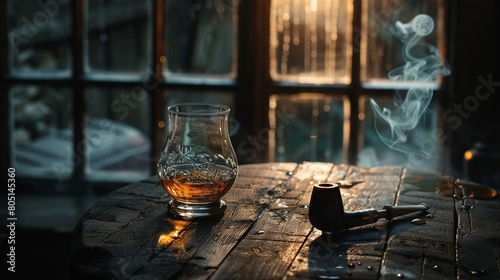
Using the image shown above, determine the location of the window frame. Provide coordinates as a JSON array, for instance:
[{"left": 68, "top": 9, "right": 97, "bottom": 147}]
[{"left": 1, "top": 0, "right": 453, "bottom": 188}]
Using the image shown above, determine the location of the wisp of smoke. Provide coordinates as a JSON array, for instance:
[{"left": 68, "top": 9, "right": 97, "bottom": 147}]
[{"left": 369, "top": 14, "right": 451, "bottom": 163}]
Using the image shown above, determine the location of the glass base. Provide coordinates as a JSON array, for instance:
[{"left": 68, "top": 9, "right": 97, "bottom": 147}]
[{"left": 168, "top": 199, "right": 227, "bottom": 219}]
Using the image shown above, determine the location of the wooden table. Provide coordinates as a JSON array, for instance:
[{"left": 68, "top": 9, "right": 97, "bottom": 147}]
[{"left": 69, "top": 162, "right": 500, "bottom": 279}]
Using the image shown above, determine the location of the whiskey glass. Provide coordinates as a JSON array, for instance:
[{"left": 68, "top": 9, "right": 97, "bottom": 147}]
[{"left": 157, "top": 103, "right": 238, "bottom": 219}]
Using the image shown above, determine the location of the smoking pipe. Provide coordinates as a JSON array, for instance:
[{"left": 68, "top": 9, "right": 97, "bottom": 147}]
[{"left": 308, "top": 183, "right": 429, "bottom": 233}]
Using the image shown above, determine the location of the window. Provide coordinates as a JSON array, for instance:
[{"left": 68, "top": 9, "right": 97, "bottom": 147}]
[
  {"left": 2, "top": 0, "right": 449, "bottom": 188},
  {"left": 267, "top": 0, "right": 449, "bottom": 171}
]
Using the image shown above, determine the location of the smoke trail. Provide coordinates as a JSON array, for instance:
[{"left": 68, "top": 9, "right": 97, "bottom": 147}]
[{"left": 369, "top": 14, "right": 451, "bottom": 163}]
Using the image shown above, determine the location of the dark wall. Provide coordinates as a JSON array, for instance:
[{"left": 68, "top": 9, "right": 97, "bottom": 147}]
[{"left": 447, "top": 0, "right": 500, "bottom": 182}]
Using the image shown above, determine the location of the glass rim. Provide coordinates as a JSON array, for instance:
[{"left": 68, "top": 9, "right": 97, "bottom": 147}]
[{"left": 167, "top": 103, "right": 231, "bottom": 116}]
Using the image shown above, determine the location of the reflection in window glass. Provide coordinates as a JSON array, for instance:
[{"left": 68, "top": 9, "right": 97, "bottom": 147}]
[
  {"left": 268, "top": 93, "right": 349, "bottom": 163},
  {"left": 360, "top": 0, "right": 447, "bottom": 87},
  {"left": 85, "top": 0, "right": 152, "bottom": 73},
  {"left": 270, "top": 0, "right": 352, "bottom": 84},
  {"left": 7, "top": 0, "right": 72, "bottom": 74},
  {"left": 358, "top": 96, "right": 440, "bottom": 171},
  {"left": 86, "top": 87, "right": 152, "bottom": 181},
  {"left": 164, "top": 0, "right": 238, "bottom": 78},
  {"left": 11, "top": 86, "right": 73, "bottom": 179}
]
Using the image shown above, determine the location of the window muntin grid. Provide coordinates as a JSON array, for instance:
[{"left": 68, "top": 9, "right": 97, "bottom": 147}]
[{"left": 3, "top": 1, "right": 445, "bottom": 184}]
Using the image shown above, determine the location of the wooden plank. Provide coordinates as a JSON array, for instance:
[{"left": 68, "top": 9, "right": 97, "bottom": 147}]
[
  {"left": 340, "top": 180, "right": 399, "bottom": 212},
  {"left": 245, "top": 209, "right": 312, "bottom": 242},
  {"left": 345, "top": 165, "right": 403, "bottom": 183},
  {"left": 210, "top": 239, "right": 303, "bottom": 280},
  {"left": 287, "top": 228, "right": 385, "bottom": 279},
  {"left": 456, "top": 196, "right": 500, "bottom": 279},
  {"left": 71, "top": 163, "right": 290, "bottom": 279},
  {"left": 114, "top": 180, "right": 166, "bottom": 199},
  {"left": 132, "top": 204, "right": 264, "bottom": 279},
  {"left": 73, "top": 203, "right": 262, "bottom": 279},
  {"left": 380, "top": 168, "right": 456, "bottom": 279},
  {"left": 225, "top": 176, "right": 286, "bottom": 206},
  {"left": 289, "top": 165, "right": 457, "bottom": 279},
  {"left": 70, "top": 162, "right": 500, "bottom": 280},
  {"left": 236, "top": 162, "right": 298, "bottom": 180},
  {"left": 225, "top": 162, "right": 298, "bottom": 206},
  {"left": 290, "top": 162, "right": 334, "bottom": 182},
  {"left": 287, "top": 165, "right": 402, "bottom": 279},
  {"left": 325, "top": 163, "right": 351, "bottom": 182},
  {"left": 215, "top": 162, "right": 335, "bottom": 279},
  {"left": 71, "top": 198, "right": 170, "bottom": 262}
]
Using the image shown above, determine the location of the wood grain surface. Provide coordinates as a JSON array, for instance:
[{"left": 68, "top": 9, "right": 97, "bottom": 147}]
[{"left": 70, "top": 162, "right": 500, "bottom": 279}]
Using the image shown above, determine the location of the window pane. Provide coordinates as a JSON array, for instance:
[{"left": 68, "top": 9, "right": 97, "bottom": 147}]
[
  {"left": 268, "top": 93, "right": 349, "bottom": 163},
  {"left": 11, "top": 85, "right": 73, "bottom": 179},
  {"left": 85, "top": 0, "right": 152, "bottom": 73},
  {"left": 7, "top": 0, "right": 72, "bottom": 75},
  {"left": 360, "top": 0, "right": 447, "bottom": 87},
  {"left": 86, "top": 87, "right": 152, "bottom": 181},
  {"left": 270, "top": 0, "right": 352, "bottom": 84},
  {"left": 358, "top": 95, "right": 440, "bottom": 171},
  {"left": 163, "top": 0, "right": 238, "bottom": 78}
]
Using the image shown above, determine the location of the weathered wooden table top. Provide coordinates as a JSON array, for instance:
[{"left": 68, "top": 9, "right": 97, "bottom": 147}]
[{"left": 70, "top": 162, "right": 500, "bottom": 279}]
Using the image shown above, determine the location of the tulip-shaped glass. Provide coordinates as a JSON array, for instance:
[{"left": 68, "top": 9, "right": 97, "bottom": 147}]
[{"left": 157, "top": 103, "right": 238, "bottom": 219}]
